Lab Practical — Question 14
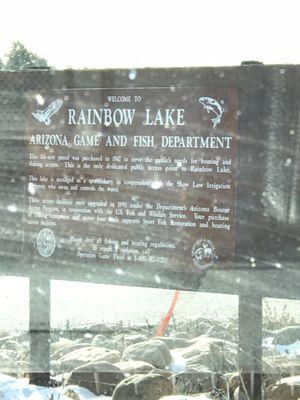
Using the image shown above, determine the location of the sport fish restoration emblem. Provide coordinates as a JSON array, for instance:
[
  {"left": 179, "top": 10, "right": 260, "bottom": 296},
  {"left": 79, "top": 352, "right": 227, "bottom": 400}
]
[
  {"left": 199, "top": 97, "right": 224, "bottom": 128},
  {"left": 32, "top": 99, "right": 63, "bottom": 125}
]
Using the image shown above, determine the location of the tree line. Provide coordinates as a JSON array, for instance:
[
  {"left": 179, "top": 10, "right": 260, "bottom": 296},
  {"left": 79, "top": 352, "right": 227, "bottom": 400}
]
[{"left": 0, "top": 42, "right": 48, "bottom": 70}]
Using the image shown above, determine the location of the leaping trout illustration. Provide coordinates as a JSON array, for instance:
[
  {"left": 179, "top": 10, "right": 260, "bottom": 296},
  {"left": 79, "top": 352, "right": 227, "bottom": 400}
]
[
  {"left": 32, "top": 99, "right": 63, "bottom": 125},
  {"left": 199, "top": 97, "right": 224, "bottom": 128}
]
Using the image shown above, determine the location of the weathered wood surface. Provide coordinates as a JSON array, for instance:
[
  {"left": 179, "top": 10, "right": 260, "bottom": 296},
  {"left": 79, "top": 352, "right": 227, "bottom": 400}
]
[{"left": 0, "top": 66, "right": 299, "bottom": 296}]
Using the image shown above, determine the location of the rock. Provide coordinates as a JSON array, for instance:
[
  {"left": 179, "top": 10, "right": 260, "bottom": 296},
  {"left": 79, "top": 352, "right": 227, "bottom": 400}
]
[
  {"left": 1, "top": 340, "right": 20, "bottom": 351},
  {"left": 0, "top": 330, "right": 10, "bottom": 339},
  {"left": 0, "top": 351, "right": 18, "bottom": 374},
  {"left": 123, "top": 339, "right": 172, "bottom": 369},
  {"left": 87, "top": 323, "right": 114, "bottom": 335},
  {"left": 159, "top": 395, "right": 215, "bottom": 399},
  {"left": 17, "top": 332, "right": 30, "bottom": 342},
  {"left": 159, "top": 397, "right": 196, "bottom": 400},
  {"left": 92, "top": 334, "right": 106, "bottom": 346},
  {"left": 224, "top": 320, "right": 238, "bottom": 332},
  {"left": 206, "top": 325, "right": 236, "bottom": 342},
  {"left": 61, "top": 387, "right": 81, "bottom": 400},
  {"left": 264, "top": 354, "right": 300, "bottom": 377},
  {"left": 115, "top": 360, "right": 154, "bottom": 375},
  {"left": 274, "top": 326, "right": 300, "bottom": 345},
  {"left": 67, "top": 361, "right": 124, "bottom": 396},
  {"left": 174, "top": 367, "right": 218, "bottom": 394},
  {"left": 51, "top": 338, "right": 74, "bottom": 354},
  {"left": 112, "top": 373, "right": 173, "bottom": 400},
  {"left": 159, "top": 396, "right": 193, "bottom": 400},
  {"left": 151, "top": 368, "right": 174, "bottom": 378},
  {"left": 102, "top": 339, "right": 119, "bottom": 350},
  {"left": 76, "top": 338, "right": 88, "bottom": 343},
  {"left": 263, "top": 328, "right": 276, "bottom": 338},
  {"left": 124, "top": 334, "right": 149, "bottom": 346},
  {"left": 62, "top": 386, "right": 106, "bottom": 400},
  {"left": 154, "top": 336, "right": 191, "bottom": 350},
  {"left": 51, "top": 343, "right": 91, "bottom": 361},
  {"left": 57, "top": 346, "right": 120, "bottom": 372},
  {"left": 178, "top": 336, "right": 237, "bottom": 372},
  {"left": 0, "top": 336, "right": 17, "bottom": 346},
  {"left": 112, "top": 333, "right": 125, "bottom": 350},
  {"left": 266, "top": 375, "right": 300, "bottom": 400}
]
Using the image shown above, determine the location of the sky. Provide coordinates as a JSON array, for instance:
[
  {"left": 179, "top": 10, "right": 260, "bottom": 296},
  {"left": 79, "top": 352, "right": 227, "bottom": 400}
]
[{"left": 0, "top": 0, "right": 300, "bottom": 69}]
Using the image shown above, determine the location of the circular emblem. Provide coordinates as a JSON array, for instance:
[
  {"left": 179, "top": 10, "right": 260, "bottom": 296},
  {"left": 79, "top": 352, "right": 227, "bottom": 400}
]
[
  {"left": 192, "top": 238, "right": 218, "bottom": 270},
  {"left": 36, "top": 228, "right": 56, "bottom": 257}
]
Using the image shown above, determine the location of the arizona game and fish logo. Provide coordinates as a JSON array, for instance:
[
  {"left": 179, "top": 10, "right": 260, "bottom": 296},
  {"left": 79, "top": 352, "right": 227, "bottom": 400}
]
[
  {"left": 32, "top": 99, "right": 63, "bottom": 125},
  {"left": 191, "top": 238, "right": 218, "bottom": 270},
  {"left": 199, "top": 97, "right": 224, "bottom": 128}
]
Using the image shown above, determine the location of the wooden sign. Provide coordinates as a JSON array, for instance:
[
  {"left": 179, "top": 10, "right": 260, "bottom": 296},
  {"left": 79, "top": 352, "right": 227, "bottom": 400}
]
[
  {"left": 0, "top": 66, "right": 298, "bottom": 293},
  {"left": 24, "top": 87, "right": 238, "bottom": 275}
]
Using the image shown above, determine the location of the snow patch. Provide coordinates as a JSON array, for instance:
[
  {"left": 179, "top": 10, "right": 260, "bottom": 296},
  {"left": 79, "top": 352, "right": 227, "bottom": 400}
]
[
  {"left": 168, "top": 351, "right": 187, "bottom": 373},
  {"left": 275, "top": 340, "right": 300, "bottom": 356},
  {"left": 263, "top": 336, "right": 300, "bottom": 356},
  {"left": 0, "top": 373, "right": 111, "bottom": 400}
]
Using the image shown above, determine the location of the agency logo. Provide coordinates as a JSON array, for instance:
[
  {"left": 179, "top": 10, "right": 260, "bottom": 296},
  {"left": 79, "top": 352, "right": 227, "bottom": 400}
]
[
  {"left": 192, "top": 238, "right": 218, "bottom": 270},
  {"left": 32, "top": 99, "right": 63, "bottom": 125},
  {"left": 199, "top": 97, "right": 224, "bottom": 129},
  {"left": 36, "top": 228, "right": 56, "bottom": 257}
]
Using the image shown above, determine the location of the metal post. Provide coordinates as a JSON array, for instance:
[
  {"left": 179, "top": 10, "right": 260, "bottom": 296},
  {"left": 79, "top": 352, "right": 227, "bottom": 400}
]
[
  {"left": 238, "top": 292, "right": 262, "bottom": 400},
  {"left": 29, "top": 276, "right": 51, "bottom": 386}
]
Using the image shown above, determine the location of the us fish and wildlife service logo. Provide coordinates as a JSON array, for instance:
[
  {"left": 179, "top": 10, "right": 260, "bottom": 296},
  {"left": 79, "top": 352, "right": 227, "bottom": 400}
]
[{"left": 192, "top": 238, "right": 218, "bottom": 270}]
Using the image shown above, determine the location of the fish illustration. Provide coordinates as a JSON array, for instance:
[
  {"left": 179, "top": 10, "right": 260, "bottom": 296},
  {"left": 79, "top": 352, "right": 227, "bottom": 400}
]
[
  {"left": 199, "top": 97, "right": 224, "bottom": 128},
  {"left": 32, "top": 99, "right": 63, "bottom": 125}
]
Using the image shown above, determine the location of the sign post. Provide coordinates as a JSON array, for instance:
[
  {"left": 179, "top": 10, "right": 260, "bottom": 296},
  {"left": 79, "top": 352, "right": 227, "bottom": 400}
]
[
  {"left": 29, "top": 276, "right": 50, "bottom": 386},
  {"left": 238, "top": 292, "right": 262, "bottom": 400}
]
